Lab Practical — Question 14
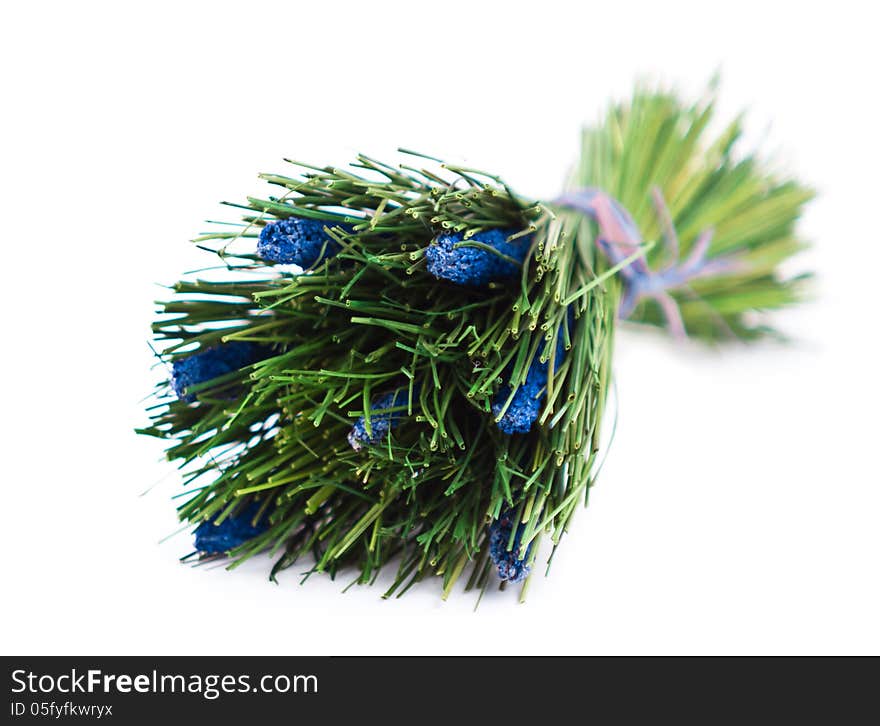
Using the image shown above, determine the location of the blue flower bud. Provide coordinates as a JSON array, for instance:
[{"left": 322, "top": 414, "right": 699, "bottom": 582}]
[
  {"left": 426, "top": 228, "right": 531, "bottom": 286},
  {"left": 257, "top": 216, "right": 350, "bottom": 267},
  {"left": 492, "top": 332, "right": 567, "bottom": 434},
  {"left": 492, "top": 375, "right": 546, "bottom": 435},
  {"left": 193, "top": 502, "right": 269, "bottom": 555},
  {"left": 488, "top": 509, "right": 532, "bottom": 583},
  {"left": 347, "top": 387, "right": 414, "bottom": 451},
  {"left": 171, "top": 342, "right": 267, "bottom": 402}
]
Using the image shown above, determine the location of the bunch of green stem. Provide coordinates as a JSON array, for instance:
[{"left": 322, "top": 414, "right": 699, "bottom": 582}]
[
  {"left": 140, "top": 154, "right": 617, "bottom": 598},
  {"left": 141, "top": 87, "right": 813, "bottom": 597}
]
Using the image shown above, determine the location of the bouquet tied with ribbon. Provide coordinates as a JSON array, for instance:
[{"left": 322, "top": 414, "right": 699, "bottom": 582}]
[{"left": 140, "top": 86, "right": 812, "bottom": 599}]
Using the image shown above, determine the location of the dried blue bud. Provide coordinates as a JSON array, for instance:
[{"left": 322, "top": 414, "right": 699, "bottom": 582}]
[
  {"left": 488, "top": 509, "right": 532, "bottom": 583},
  {"left": 492, "top": 375, "right": 546, "bottom": 434},
  {"left": 171, "top": 341, "right": 268, "bottom": 402},
  {"left": 257, "top": 216, "right": 350, "bottom": 267},
  {"left": 492, "top": 332, "right": 567, "bottom": 434},
  {"left": 426, "top": 228, "right": 531, "bottom": 286},
  {"left": 193, "top": 502, "right": 269, "bottom": 555},
  {"left": 348, "top": 387, "right": 414, "bottom": 451}
]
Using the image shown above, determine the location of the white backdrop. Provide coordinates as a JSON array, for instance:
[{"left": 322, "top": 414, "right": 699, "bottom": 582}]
[{"left": 2, "top": 0, "right": 878, "bottom": 655}]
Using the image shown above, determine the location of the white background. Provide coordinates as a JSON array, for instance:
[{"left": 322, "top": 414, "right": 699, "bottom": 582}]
[{"left": 2, "top": 0, "right": 878, "bottom": 655}]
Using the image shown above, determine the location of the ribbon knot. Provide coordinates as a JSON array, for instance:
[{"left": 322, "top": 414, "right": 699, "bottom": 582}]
[{"left": 556, "top": 188, "right": 741, "bottom": 338}]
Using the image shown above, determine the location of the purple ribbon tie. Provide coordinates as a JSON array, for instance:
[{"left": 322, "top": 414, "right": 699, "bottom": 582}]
[{"left": 555, "top": 188, "right": 741, "bottom": 338}]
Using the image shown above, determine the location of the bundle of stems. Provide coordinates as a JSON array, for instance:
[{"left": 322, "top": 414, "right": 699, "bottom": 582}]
[
  {"left": 570, "top": 86, "right": 813, "bottom": 339},
  {"left": 140, "top": 86, "right": 811, "bottom": 598}
]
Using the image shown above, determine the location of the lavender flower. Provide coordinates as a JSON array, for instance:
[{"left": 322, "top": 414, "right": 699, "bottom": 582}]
[
  {"left": 492, "top": 332, "right": 567, "bottom": 434},
  {"left": 488, "top": 509, "right": 532, "bottom": 583},
  {"left": 257, "top": 216, "right": 351, "bottom": 268},
  {"left": 347, "top": 387, "right": 414, "bottom": 451},
  {"left": 426, "top": 228, "right": 531, "bottom": 286},
  {"left": 193, "top": 502, "right": 269, "bottom": 555},
  {"left": 171, "top": 341, "right": 267, "bottom": 402}
]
